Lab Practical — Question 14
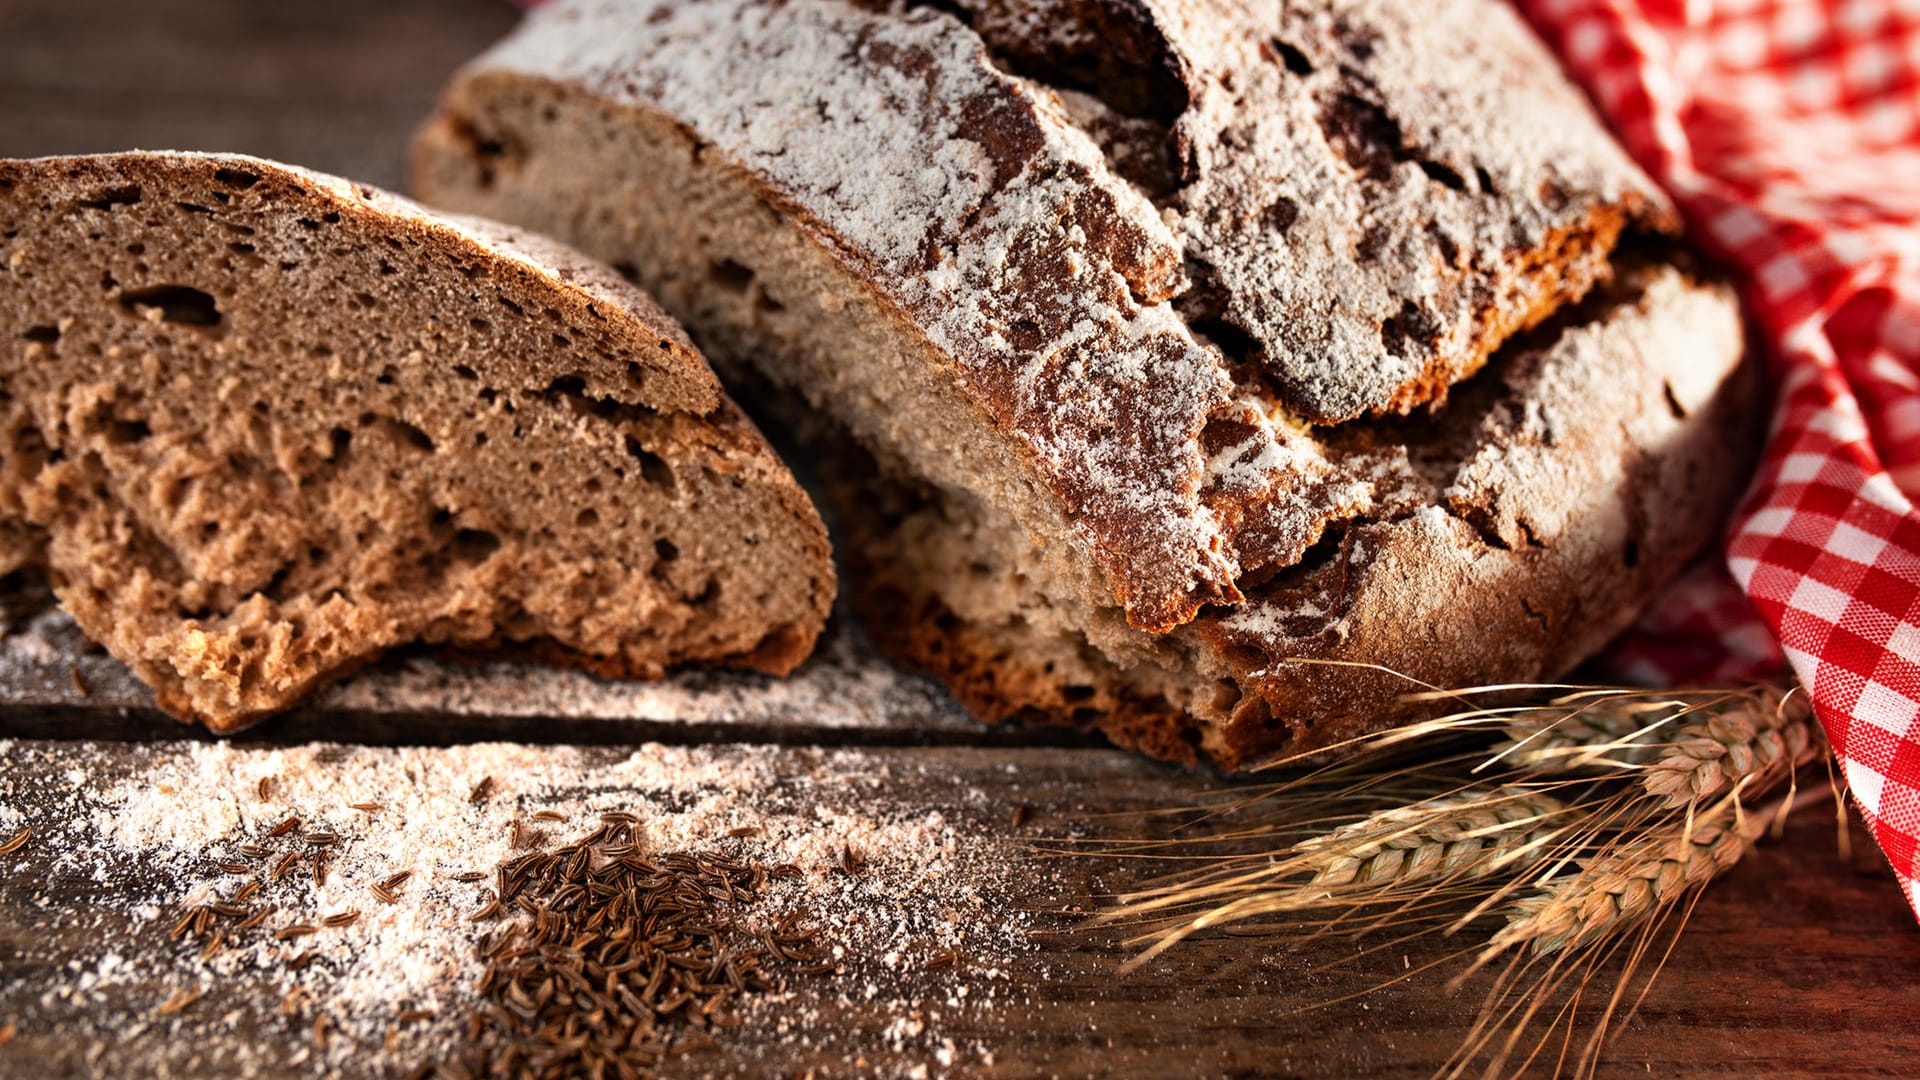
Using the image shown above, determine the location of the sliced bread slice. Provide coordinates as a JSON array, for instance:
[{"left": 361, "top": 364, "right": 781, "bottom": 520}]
[{"left": 0, "top": 152, "right": 834, "bottom": 730}]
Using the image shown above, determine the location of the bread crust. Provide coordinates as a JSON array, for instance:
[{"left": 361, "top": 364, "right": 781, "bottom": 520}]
[
  {"left": 412, "top": 0, "right": 1761, "bottom": 769},
  {"left": 0, "top": 152, "right": 834, "bottom": 730},
  {"left": 840, "top": 265, "right": 1761, "bottom": 769}
]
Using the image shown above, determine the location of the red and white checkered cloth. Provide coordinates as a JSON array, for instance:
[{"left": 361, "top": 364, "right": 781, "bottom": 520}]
[{"left": 1521, "top": 0, "right": 1920, "bottom": 919}]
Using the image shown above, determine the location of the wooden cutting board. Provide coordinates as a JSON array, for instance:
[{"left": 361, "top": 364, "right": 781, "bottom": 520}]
[{"left": 2, "top": 2, "right": 1918, "bottom": 1076}]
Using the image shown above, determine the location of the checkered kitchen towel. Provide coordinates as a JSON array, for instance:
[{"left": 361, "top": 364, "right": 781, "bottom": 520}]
[
  {"left": 1520, "top": 0, "right": 1920, "bottom": 917},
  {"left": 512, "top": 0, "right": 1920, "bottom": 917}
]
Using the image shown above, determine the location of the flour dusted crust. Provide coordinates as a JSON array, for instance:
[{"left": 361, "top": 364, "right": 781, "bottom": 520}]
[
  {"left": 414, "top": 0, "right": 1759, "bottom": 767},
  {"left": 0, "top": 152, "right": 834, "bottom": 730}
]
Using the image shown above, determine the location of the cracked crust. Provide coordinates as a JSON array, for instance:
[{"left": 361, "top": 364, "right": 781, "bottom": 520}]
[
  {"left": 414, "top": 0, "right": 1673, "bottom": 637},
  {"left": 411, "top": 0, "right": 1759, "bottom": 767},
  {"left": 0, "top": 152, "right": 833, "bottom": 730},
  {"left": 836, "top": 263, "right": 1760, "bottom": 768}
]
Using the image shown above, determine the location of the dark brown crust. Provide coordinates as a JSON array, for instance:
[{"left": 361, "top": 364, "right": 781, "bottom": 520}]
[
  {"left": 1381, "top": 201, "right": 1639, "bottom": 415},
  {"left": 838, "top": 266, "right": 1764, "bottom": 770}
]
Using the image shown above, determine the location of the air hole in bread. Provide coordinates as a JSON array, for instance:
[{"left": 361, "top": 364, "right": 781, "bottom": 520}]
[
  {"left": 212, "top": 167, "right": 260, "bottom": 190},
  {"left": 575, "top": 507, "right": 599, "bottom": 528},
  {"left": 22, "top": 325, "right": 58, "bottom": 344},
  {"left": 624, "top": 437, "right": 675, "bottom": 490},
  {"left": 1417, "top": 159, "right": 1468, "bottom": 194},
  {"left": 1265, "top": 196, "right": 1299, "bottom": 235},
  {"left": 469, "top": 317, "right": 492, "bottom": 335},
  {"left": 653, "top": 537, "right": 679, "bottom": 562},
  {"left": 709, "top": 258, "right": 754, "bottom": 293},
  {"left": 1207, "top": 680, "right": 1243, "bottom": 716},
  {"left": 117, "top": 285, "right": 221, "bottom": 328},
  {"left": 1379, "top": 300, "right": 1438, "bottom": 356},
  {"left": 448, "top": 120, "right": 519, "bottom": 191},
  {"left": 1264, "top": 38, "right": 1313, "bottom": 76},
  {"left": 370, "top": 415, "right": 434, "bottom": 453},
  {"left": 451, "top": 528, "right": 502, "bottom": 564},
  {"left": 1220, "top": 644, "right": 1266, "bottom": 673},
  {"left": 1318, "top": 91, "right": 1402, "bottom": 183},
  {"left": 78, "top": 185, "right": 142, "bottom": 211},
  {"left": 107, "top": 418, "right": 151, "bottom": 446},
  {"left": 1662, "top": 381, "right": 1687, "bottom": 420},
  {"left": 1231, "top": 694, "right": 1278, "bottom": 730}
]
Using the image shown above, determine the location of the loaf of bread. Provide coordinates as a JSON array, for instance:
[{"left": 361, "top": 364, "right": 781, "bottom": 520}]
[
  {"left": 415, "top": 0, "right": 1761, "bottom": 768},
  {"left": 0, "top": 152, "right": 834, "bottom": 730}
]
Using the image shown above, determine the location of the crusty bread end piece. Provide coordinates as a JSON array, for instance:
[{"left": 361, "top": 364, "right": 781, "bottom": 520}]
[{"left": 0, "top": 152, "right": 834, "bottom": 730}]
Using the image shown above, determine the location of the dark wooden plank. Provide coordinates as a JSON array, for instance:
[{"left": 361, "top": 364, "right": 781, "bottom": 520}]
[{"left": 0, "top": 738, "right": 1916, "bottom": 1079}]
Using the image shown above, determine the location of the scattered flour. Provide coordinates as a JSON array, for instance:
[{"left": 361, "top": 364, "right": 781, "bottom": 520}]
[{"left": 0, "top": 739, "right": 1041, "bottom": 1076}]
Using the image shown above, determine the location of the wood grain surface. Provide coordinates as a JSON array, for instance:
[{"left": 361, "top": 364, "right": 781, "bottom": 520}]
[{"left": 1, "top": 1, "right": 1918, "bottom": 1077}]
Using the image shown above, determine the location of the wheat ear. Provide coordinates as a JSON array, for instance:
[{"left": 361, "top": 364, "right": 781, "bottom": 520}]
[
  {"left": 1495, "top": 697, "right": 1679, "bottom": 773},
  {"left": 1638, "top": 688, "right": 1817, "bottom": 807},
  {"left": 1296, "top": 788, "right": 1568, "bottom": 890},
  {"left": 1485, "top": 806, "right": 1753, "bottom": 958}
]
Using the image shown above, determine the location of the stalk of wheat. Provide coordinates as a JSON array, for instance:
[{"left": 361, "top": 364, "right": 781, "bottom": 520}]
[
  {"left": 1636, "top": 689, "right": 1816, "bottom": 806},
  {"left": 1094, "top": 679, "right": 1831, "bottom": 1079},
  {"left": 1297, "top": 788, "right": 1567, "bottom": 889},
  {"left": 1486, "top": 802, "right": 1753, "bottom": 957}
]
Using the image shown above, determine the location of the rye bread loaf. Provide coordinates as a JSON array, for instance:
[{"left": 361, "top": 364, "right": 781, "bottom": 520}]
[
  {"left": 413, "top": 0, "right": 1761, "bottom": 768},
  {"left": 0, "top": 152, "right": 834, "bottom": 731}
]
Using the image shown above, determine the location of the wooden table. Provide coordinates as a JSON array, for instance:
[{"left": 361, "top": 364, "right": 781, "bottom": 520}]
[{"left": 2, "top": 2, "right": 1918, "bottom": 1076}]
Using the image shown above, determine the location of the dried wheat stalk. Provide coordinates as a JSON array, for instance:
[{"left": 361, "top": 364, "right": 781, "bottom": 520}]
[
  {"left": 1296, "top": 788, "right": 1567, "bottom": 890},
  {"left": 1100, "top": 678, "right": 1829, "bottom": 1076},
  {"left": 1637, "top": 690, "right": 1817, "bottom": 807},
  {"left": 1487, "top": 806, "right": 1753, "bottom": 957},
  {"left": 1495, "top": 698, "right": 1679, "bottom": 773}
]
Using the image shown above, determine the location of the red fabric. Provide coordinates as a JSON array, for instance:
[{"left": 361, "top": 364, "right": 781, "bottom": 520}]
[{"left": 1519, "top": 0, "right": 1920, "bottom": 918}]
